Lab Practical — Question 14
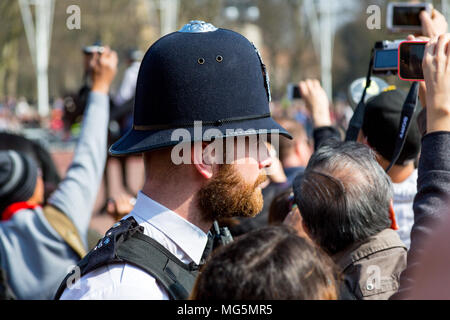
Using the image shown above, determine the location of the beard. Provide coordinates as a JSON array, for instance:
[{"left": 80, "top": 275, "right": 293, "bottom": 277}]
[{"left": 197, "top": 164, "right": 267, "bottom": 222}]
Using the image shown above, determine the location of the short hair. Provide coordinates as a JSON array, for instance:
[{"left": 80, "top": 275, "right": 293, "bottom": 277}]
[
  {"left": 190, "top": 225, "right": 338, "bottom": 300},
  {"left": 293, "top": 141, "right": 393, "bottom": 255}
]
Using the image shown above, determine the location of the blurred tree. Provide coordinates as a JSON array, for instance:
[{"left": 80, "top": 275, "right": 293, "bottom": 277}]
[
  {"left": 0, "top": 0, "right": 436, "bottom": 106},
  {"left": 0, "top": 1, "right": 23, "bottom": 99}
]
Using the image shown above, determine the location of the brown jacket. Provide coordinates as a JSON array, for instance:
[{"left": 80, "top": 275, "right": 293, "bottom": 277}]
[{"left": 333, "top": 228, "right": 407, "bottom": 300}]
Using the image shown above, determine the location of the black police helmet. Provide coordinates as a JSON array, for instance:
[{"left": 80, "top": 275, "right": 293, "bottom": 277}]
[{"left": 110, "top": 21, "right": 292, "bottom": 156}]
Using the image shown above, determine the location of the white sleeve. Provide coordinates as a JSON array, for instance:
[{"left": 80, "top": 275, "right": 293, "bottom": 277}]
[
  {"left": 59, "top": 263, "right": 170, "bottom": 300},
  {"left": 114, "top": 67, "right": 138, "bottom": 106}
]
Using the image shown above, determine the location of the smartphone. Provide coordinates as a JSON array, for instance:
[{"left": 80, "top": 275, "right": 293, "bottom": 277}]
[
  {"left": 287, "top": 83, "right": 302, "bottom": 100},
  {"left": 398, "top": 41, "right": 427, "bottom": 81},
  {"left": 387, "top": 2, "right": 433, "bottom": 33}
]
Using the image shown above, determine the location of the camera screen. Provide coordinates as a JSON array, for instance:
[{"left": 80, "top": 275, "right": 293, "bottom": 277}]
[
  {"left": 287, "top": 84, "right": 302, "bottom": 100},
  {"left": 399, "top": 43, "right": 426, "bottom": 80},
  {"left": 393, "top": 6, "right": 426, "bottom": 26},
  {"left": 374, "top": 49, "right": 398, "bottom": 70}
]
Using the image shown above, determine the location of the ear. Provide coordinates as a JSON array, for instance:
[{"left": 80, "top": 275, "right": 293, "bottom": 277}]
[
  {"left": 389, "top": 199, "right": 399, "bottom": 230},
  {"left": 356, "top": 129, "right": 368, "bottom": 145},
  {"left": 191, "top": 142, "right": 214, "bottom": 180},
  {"left": 294, "top": 140, "right": 303, "bottom": 158},
  {"left": 295, "top": 139, "right": 312, "bottom": 167}
]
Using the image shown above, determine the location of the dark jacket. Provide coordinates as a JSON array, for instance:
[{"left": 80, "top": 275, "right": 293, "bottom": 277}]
[
  {"left": 391, "top": 131, "right": 450, "bottom": 299},
  {"left": 333, "top": 228, "right": 407, "bottom": 300}
]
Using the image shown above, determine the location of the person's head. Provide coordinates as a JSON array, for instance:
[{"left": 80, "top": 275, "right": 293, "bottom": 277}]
[
  {"left": 274, "top": 117, "right": 312, "bottom": 168},
  {"left": 127, "top": 49, "right": 143, "bottom": 65},
  {"left": 0, "top": 150, "right": 44, "bottom": 219},
  {"left": 110, "top": 21, "right": 292, "bottom": 225},
  {"left": 190, "top": 225, "right": 338, "bottom": 300},
  {"left": 358, "top": 89, "right": 421, "bottom": 167},
  {"left": 293, "top": 141, "right": 394, "bottom": 255}
]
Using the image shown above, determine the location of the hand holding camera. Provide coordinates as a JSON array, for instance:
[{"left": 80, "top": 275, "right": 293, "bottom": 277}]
[
  {"left": 299, "top": 79, "right": 332, "bottom": 128},
  {"left": 420, "top": 9, "right": 448, "bottom": 38},
  {"left": 423, "top": 34, "right": 450, "bottom": 133},
  {"left": 90, "top": 47, "right": 118, "bottom": 94}
]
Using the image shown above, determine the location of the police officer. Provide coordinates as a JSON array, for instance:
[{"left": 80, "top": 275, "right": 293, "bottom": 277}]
[{"left": 56, "top": 21, "right": 291, "bottom": 300}]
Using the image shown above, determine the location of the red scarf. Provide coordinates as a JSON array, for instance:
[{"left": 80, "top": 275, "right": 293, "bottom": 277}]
[{"left": 1, "top": 202, "right": 39, "bottom": 221}]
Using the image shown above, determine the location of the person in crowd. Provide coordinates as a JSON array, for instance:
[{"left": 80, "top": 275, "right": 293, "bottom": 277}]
[
  {"left": 57, "top": 21, "right": 291, "bottom": 300},
  {"left": 300, "top": 82, "right": 423, "bottom": 251},
  {"left": 359, "top": 89, "right": 421, "bottom": 249},
  {"left": 190, "top": 225, "right": 338, "bottom": 300},
  {"left": 0, "top": 132, "right": 61, "bottom": 201},
  {"left": 274, "top": 117, "right": 312, "bottom": 185},
  {"left": 293, "top": 141, "right": 407, "bottom": 300},
  {"left": 0, "top": 47, "right": 117, "bottom": 299},
  {"left": 112, "top": 48, "right": 142, "bottom": 121},
  {"left": 297, "top": 8, "right": 448, "bottom": 251},
  {"left": 104, "top": 49, "right": 143, "bottom": 204},
  {"left": 391, "top": 33, "right": 450, "bottom": 299}
]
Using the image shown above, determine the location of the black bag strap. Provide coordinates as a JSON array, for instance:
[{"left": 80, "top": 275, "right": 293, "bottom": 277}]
[
  {"left": 54, "top": 216, "right": 199, "bottom": 300},
  {"left": 346, "top": 49, "right": 375, "bottom": 142},
  {"left": 116, "top": 232, "right": 199, "bottom": 300},
  {"left": 385, "top": 82, "right": 419, "bottom": 173}
]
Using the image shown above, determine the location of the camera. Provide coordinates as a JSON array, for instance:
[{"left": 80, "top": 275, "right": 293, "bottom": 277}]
[
  {"left": 387, "top": 2, "right": 432, "bottom": 33},
  {"left": 398, "top": 41, "right": 427, "bottom": 81},
  {"left": 373, "top": 40, "right": 404, "bottom": 75},
  {"left": 287, "top": 83, "right": 302, "bottom": 100}
]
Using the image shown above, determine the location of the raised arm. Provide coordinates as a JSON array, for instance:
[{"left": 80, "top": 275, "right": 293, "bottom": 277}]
[
  {"left": 48, "top": 48, "right": 118, "bottom": 243},
  {"left": 299, "top": 79, "right": 340, "bottom": 150},
  {"left": 393, "top": 34, "right": 450, "bottom": 299}
]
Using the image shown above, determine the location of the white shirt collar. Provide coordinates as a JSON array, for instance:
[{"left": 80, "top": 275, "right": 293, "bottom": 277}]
[{"left": 130, "top": 191, "right": 209, "bottom": 264}]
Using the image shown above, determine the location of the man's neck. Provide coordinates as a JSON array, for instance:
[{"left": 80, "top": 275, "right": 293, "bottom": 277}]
[
  {"left": 282, "top": 156, "right": 303, "bottom": 170},
  {"left": 378, "top": 156, "right": 416, "bottom": 184},
  {"left": 142, "top": 181, "right": 213, "bottom": 234}
]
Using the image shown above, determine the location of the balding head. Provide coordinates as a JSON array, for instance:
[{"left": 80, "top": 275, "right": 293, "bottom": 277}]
[{"left": 293, "top": 141, "right": 393, "bottom": 254}]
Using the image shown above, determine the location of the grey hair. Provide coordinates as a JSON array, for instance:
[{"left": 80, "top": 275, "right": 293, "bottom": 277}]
[{"left": 293, "top": 141, "right": 394, "bottom": 255}]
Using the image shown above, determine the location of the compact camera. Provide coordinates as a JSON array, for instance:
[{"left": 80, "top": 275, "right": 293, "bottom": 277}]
[
  {"left": 82, "top": 45, "right": 105, "bottom": 55},
  {"left": 372, "top": 40, "right": 404, "bottom": 75}
]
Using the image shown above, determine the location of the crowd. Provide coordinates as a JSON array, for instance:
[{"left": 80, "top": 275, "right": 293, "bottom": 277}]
[{"left": 0, "top": 8, "right": 449, "bottom": 301}]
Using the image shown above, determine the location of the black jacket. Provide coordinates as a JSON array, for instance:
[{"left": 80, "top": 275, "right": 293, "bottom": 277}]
[{"left": 391, "top": 131, "right": 450, "bottom": 299}]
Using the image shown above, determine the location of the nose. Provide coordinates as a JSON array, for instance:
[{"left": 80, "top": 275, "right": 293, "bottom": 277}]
[{"left": 259, "top": 156, "right": 273, "bottom": 170}]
